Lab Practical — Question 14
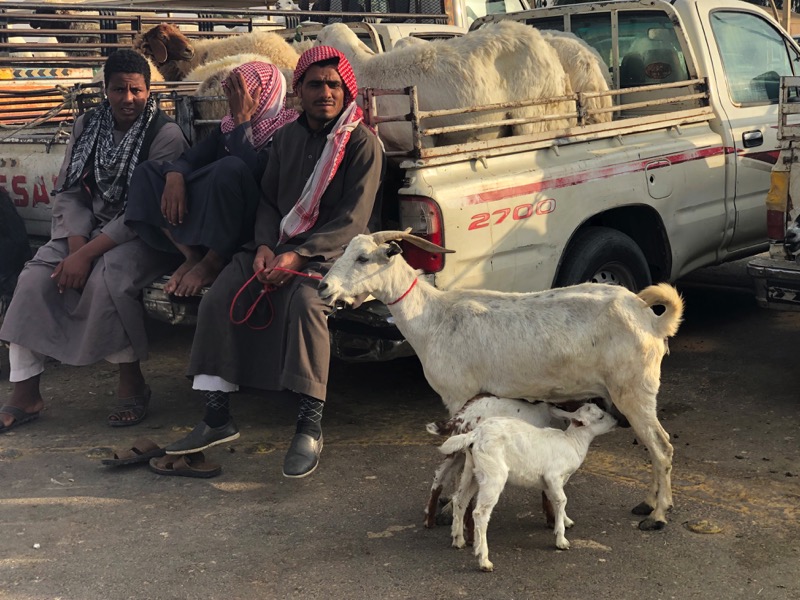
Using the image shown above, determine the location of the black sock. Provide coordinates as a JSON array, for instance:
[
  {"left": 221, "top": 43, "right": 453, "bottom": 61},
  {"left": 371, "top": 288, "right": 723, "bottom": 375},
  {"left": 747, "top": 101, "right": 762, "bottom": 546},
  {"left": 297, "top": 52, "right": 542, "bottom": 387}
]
[
  {"left": 296, "top": 394, "right": 324, "bottom": 440},
  {"left": 203, "top": 391, "right": 230, "bottom": 428}
]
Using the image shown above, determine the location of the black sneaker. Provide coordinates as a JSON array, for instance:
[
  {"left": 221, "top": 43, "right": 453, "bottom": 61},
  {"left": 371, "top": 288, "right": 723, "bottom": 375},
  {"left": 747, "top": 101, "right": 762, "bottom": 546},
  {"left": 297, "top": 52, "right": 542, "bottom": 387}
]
[
  {"left": 282, "top": 433, "right": 323, "bottom": 478},
  {"left": 165, "top": 419, "right": 240, "bottom": 455}
]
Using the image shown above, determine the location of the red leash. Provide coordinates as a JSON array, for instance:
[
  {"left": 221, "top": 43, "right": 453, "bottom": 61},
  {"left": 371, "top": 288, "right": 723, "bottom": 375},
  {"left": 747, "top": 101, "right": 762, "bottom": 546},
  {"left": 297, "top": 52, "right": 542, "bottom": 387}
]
[{"left": 229, "top": 266, "right": 323, "bottom": 330}]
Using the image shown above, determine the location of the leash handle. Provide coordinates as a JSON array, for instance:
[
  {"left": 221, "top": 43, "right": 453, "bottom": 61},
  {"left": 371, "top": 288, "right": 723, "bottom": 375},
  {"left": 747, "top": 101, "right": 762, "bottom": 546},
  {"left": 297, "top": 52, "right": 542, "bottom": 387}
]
[{"left": 229, "top": 266, "right": 323, "bottom": 330}]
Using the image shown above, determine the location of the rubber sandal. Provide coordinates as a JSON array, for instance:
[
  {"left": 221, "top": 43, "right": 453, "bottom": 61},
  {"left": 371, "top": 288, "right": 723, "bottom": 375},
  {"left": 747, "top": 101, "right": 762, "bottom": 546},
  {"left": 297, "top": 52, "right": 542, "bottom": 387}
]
[
  {"left": 101, "top": 438, "right": 166, "bottom": 466},
  {"left": 108, "top": 385, "right": 151, "bottom": 428},
  {"left": 0, "top": 404, "right": 41, "bottom": 434},
  {"left": 148, "top": 452, "right": 222, "bottom": 478}
]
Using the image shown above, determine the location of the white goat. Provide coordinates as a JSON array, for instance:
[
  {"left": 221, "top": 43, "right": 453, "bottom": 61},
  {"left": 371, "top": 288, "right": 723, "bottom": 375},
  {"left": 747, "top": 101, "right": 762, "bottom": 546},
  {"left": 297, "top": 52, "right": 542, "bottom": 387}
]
[
  {"left": 318, "top": 230, "right": 684, "bottom": 530},
  {"left": 442, "top": 403, "right": 617, "bottom": 571},
  {"left": 424, "top": 393, "right": 559, "bottom": 529},
  {"left": 316, "top": 21, "right": 572, "bottom": 151},
  {"left": 540, "top": 30, "right": 613, "bottom": 125},
  {"left": 134, "top": 23, "right": 299, "bottom": 82}
]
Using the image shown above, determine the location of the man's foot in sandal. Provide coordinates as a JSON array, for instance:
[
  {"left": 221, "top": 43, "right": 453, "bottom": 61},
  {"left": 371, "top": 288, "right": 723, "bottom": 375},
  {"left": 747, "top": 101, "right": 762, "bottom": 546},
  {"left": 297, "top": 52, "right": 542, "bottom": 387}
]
[
  {"left": 0, "top": 404, "right": 42, "bottom": 434},
  {"left": 149, "top": 452, "right": 222, "bottom": 478},
  {"left": 102, "top": 438, "right": 165, "bottom": 466},
  {"left": 108, "top": 385, "right": 151, "bottom": 427}
]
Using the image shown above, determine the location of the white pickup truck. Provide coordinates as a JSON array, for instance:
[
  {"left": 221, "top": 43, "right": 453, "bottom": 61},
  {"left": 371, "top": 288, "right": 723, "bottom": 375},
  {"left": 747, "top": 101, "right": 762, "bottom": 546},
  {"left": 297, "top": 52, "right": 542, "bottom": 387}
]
[{"left": 3, "top": 0, "right": 796, "bottom": 360}]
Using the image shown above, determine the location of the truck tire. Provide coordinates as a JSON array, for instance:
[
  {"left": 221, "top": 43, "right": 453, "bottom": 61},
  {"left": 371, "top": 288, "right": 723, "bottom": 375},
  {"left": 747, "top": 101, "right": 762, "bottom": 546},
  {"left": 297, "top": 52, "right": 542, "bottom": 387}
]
[{"left": 555, "top": 226, "right": 652, "bottom": 291}]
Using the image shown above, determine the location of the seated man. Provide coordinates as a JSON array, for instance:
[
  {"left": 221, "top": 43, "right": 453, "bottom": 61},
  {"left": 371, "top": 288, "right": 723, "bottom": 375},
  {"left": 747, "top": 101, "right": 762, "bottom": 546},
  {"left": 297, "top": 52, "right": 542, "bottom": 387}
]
[
  {"left": 161, "top": 46, "right": 385, "bottom": 479},
  {"left": 125, "top": 61, "right": 299, "bottom": 297},
  {"left": 0, "top": 49, "right": 188, "bottom": 433}
]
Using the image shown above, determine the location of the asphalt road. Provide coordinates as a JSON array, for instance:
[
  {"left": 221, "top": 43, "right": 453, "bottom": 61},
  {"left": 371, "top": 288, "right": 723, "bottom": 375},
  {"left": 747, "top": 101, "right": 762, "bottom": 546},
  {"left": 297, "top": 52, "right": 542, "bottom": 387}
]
[{"left": 1, "top": 262, "right": 799, "bottom": 600}]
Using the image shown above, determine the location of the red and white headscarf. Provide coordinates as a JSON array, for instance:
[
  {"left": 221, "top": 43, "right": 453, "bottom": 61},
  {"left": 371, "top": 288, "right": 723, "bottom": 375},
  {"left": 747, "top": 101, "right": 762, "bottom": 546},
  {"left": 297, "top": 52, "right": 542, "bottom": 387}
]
[
  {"left": 279, "top": 46, "right": 366, "bottom": 244},
  {"left": 220, "top": 61, "right": 298, "bottom": 151}
]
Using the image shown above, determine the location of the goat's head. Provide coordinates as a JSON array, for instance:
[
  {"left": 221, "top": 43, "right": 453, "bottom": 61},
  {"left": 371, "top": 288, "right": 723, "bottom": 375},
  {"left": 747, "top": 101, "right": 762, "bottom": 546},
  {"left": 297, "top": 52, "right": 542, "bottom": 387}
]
[
  {"left": 549, "top": 402, "right": 616, "bottom": 434},
  {"left": 318, "top": 229, "right": 453, "bottom": 308},
  {"left": 134, "top": 23, "right": 194, "bottom": 66}
]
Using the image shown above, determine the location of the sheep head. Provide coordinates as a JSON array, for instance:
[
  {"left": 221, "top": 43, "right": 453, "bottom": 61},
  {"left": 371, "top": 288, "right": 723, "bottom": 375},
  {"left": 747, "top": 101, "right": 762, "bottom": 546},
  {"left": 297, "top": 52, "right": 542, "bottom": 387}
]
[
  {"left": 316, "top": 23, "right": 375, "bottom": 61},
  {"left": 135, "top": 23, "right": 194, "bottom": 66},
  {"left": 318, "top": 230, "right": 453, "bottom": 307}
]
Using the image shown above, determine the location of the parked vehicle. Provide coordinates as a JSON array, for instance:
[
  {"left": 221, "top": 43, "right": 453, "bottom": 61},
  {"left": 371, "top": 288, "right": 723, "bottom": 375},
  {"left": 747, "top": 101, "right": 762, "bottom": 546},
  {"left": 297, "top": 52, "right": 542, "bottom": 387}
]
[
  {"left": 3, "top": 0, "right": 798, "bottom": 360},
  {"left": 746, "top": 75, "right": 800, "bottom": 310}
]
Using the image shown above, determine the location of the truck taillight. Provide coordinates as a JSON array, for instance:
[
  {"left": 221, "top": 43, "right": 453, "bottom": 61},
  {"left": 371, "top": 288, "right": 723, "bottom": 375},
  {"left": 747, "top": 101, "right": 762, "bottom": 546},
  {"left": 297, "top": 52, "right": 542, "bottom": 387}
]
[
  {"left": 766, "top": 169, "right": 789, "bottom": 241},
  {"left": 398, "top": 196, "right": 446, "bottom": 273}
]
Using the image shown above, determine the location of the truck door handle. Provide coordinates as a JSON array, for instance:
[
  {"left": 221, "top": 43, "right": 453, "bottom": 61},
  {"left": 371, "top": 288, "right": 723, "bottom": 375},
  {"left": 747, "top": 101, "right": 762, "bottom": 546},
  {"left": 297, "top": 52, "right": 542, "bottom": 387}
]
[{"left": 742, "top": 130, "right": 763, "bottom": 148}]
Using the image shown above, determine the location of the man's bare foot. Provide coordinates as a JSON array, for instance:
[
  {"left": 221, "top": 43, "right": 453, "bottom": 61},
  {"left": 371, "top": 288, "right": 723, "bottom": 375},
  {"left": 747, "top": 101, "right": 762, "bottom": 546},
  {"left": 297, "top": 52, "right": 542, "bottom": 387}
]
[
  {"left": 164, "top": 257, "right": 200, "bottom": 295},
  {"left": 174, "top": 253, "right": 225, "bottom": 297}
]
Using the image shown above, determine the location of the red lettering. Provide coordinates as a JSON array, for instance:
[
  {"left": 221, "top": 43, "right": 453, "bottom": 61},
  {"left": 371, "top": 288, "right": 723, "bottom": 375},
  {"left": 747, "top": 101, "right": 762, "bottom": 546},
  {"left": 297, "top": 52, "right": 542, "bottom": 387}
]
[
  {"left": 468, "top": 212, "right": 490, "bottom": 230},
  {"left": 535, "top": 198, "right": 556, "bottom": 215},
  {"left": 32, "top": 176, "right": 50, "bottom": 207},
  {"left": 11, "top": 175, "right": 29, "bottom": 207},
  {"left": 491, "top": 208, "right": 511, "bottom": 224},
  {"left": 513, "top": 203, "right": 533, "bottom": 220}
]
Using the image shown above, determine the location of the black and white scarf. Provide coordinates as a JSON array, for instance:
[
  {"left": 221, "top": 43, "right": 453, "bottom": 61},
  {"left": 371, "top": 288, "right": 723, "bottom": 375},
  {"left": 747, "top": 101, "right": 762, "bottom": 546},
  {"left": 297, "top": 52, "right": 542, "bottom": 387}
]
[{"left": 60, "top": 95, "right": 157, "bottom": 205}]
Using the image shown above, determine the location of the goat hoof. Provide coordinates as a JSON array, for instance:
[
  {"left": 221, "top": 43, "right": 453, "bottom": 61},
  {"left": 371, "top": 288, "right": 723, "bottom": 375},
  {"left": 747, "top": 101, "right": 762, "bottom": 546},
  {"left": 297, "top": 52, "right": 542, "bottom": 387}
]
[
  {"left": 631, "top": 501, "right": 654, "bottom": 516},
  {"left": 638, "top": 517, "right": 666, "bottom": 531},
  {"left": 479, "top": 562, "right": 494, "bottom": 572}
]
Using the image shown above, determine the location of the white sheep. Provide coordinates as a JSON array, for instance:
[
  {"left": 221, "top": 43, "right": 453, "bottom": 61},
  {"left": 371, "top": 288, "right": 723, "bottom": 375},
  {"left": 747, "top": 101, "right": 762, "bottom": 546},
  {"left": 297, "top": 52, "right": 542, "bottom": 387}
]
[
  {"left": 442, "top": 403, "right": 617, "bottom": 571},
  {"left": 133, "top": 23, "right": 299, "bottom": 82},
  {"left": 424, "top": 393, "right": 559, "bottom": 530},
  {"left": 315, "top": 21, "right": 573, "bottom": 151},
  {"left": 317, "top": 230, "right": 684, "bottom": 531},
  {"left": 181, "top": 53, "right": 296, "bottom": 121},
  {"left": 540, "top": 30, "right": 613, "bottom": 125}
]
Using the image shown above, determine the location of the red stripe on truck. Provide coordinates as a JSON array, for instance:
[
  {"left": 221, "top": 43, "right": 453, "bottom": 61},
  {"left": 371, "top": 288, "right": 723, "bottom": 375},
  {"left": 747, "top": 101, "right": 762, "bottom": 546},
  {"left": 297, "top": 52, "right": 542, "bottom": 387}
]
[{"left": 464, "top": 146, "right": 735, "bottom": 205}]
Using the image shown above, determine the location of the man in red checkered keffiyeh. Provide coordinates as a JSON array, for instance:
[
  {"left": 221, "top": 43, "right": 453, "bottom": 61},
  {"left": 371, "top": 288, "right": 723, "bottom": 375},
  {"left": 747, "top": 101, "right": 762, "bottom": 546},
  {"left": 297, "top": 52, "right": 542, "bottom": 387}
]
[
  {"left": 167, "top": 44, "right": 385, "bottom": 480},
  {"left": 221, "top": 61, "right": 298, "bottom": 151},
  {"left": 277, "top": 46, "right": 364, "bottom": 244}
]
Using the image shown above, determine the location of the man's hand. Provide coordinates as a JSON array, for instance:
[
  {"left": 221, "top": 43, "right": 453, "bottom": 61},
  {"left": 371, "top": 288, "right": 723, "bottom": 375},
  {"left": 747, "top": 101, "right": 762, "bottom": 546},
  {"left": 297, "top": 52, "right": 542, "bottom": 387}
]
[
  {"left": 51, "top": 251, "right": 93, "bottom": 293},
  {"left": 254, "top": 245, "right": 276, "bottom": 284},
  {"left": 262, "top": 251, "right": 309, "bottom": 288},
  {"left": 162, "top": 171, "right": 187, "bottom": 225},
  {"left": 225, "top": 71, "right": 261, "bottom": 126}
]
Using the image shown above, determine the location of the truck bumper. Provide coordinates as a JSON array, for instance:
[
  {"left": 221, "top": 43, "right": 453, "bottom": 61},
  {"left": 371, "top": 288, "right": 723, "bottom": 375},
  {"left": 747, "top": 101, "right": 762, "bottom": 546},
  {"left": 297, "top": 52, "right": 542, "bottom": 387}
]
[
  {"left": 142, "top": 278, "right": 413, "bottom": 362},
  {"left": 747, "top": 253, "right": 800, "bottom": 310}
]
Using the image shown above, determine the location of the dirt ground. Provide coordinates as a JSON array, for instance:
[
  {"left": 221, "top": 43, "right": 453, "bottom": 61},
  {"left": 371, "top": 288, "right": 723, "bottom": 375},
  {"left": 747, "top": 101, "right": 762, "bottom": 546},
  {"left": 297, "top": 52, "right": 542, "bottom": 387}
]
[{"left": 1, "top": 262, "right": 799, "bottom": 600}]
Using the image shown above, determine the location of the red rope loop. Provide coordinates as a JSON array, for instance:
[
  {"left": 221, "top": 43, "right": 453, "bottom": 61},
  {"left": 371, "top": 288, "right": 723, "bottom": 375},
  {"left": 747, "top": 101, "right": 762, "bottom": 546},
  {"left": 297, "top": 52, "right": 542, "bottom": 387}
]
[{"left": 229, "top": 266, "right": 323, "bottom": 330}]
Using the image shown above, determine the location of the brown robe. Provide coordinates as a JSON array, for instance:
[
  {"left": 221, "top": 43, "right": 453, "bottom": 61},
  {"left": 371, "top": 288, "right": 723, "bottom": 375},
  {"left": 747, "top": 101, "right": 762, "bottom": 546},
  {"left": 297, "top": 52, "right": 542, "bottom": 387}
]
[
  {"left": 187, "top": 114, "right": 385, "bottom": 400},
  {"left": 0, "top": 113, "right": 188, "bottom": 365}
]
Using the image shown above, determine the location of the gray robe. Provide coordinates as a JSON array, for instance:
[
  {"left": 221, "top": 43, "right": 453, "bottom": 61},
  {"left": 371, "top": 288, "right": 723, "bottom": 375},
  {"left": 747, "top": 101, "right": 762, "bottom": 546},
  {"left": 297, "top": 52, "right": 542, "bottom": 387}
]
[
  {"left": 187, "top": 114, "right": 385, "bottom": 400},
  {"left": 0, "top": 113, "right": 188, "bottom": 365}
]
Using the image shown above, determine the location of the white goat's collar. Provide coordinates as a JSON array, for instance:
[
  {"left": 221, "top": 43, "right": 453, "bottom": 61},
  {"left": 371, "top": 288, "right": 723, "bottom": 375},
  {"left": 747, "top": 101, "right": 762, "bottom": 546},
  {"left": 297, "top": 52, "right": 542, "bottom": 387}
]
[{"left": 387, "top": 278, "right": 418, "bottom": 306}]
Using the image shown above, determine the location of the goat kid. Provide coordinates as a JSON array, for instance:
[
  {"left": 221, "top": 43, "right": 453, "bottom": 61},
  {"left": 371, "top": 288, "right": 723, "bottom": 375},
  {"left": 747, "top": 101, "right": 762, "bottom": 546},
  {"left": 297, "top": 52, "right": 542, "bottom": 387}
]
[
  {"left": 424, "top": 393, "right": 559, "bottom": 529},
  {"left": 442, "top": 403, "right": 617, "bottom": 572},
  {"left": 318, "top": 230, "right": 684, "bottom": 531}
]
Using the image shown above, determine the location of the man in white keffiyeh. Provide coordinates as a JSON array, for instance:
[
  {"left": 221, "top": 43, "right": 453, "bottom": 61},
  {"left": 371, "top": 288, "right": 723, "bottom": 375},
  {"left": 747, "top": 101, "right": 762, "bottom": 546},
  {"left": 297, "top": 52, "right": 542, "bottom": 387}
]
[{"left": 162, "top": 47, "right": 385, "bottom": 480}]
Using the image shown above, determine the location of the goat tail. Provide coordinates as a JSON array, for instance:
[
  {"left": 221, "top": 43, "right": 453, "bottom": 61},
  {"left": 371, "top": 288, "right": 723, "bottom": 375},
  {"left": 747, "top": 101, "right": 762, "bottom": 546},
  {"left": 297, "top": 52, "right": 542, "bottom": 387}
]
[
  {"left": 637, "top": 283, "right": 684, "bottom": 338},
  {"left": 439, "top": 432, "right": 473, "bottom": 455}
]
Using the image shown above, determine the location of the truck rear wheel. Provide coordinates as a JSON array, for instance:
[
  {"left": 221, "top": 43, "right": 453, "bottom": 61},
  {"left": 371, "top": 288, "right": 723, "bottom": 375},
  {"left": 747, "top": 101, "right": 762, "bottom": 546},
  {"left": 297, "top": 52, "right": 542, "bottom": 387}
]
[{"left": 555, "top": 226, "right": 652, "bottom": 291}]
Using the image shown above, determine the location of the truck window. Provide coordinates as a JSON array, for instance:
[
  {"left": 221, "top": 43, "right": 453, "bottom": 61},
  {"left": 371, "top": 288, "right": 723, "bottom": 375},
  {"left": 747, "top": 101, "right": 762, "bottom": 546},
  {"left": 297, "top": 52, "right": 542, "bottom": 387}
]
[
  {"left": 617, "top": 12, "right": 689, "bottom": 89},
  {"left": 465, "top": 0, "right": 527, "bottom": 25},
  {"left": 710, "top": 10, "right": 798, "bottom": 105}
]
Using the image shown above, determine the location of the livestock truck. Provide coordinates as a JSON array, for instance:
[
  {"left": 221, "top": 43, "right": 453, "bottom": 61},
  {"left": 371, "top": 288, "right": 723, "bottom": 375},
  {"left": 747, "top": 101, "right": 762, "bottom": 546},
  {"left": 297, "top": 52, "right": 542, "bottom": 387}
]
[{"left": 2, "top": 0, "right": 796, "bottom": 361}]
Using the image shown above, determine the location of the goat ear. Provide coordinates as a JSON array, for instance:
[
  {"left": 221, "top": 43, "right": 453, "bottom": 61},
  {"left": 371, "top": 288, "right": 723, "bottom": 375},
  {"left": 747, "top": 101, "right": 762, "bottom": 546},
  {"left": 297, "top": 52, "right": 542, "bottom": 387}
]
[{"left": 385, "top": 241, "right": 403, "bottom": 258}]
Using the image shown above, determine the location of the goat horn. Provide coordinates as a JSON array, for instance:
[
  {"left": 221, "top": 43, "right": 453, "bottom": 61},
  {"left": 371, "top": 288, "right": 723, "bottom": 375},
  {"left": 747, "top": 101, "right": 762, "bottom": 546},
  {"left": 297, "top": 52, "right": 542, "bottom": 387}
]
[{"left": 370, "top": 229, "right": 455, "bottom": 254}]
